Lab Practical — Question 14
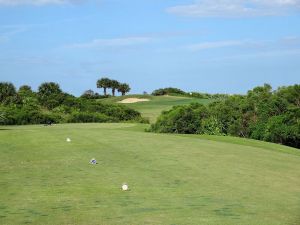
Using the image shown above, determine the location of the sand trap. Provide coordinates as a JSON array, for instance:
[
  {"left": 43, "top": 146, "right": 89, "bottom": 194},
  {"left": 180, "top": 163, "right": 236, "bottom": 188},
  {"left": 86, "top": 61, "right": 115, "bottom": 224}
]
[{"left": 118, "top": 98, "right": 150, "bottom": 104}]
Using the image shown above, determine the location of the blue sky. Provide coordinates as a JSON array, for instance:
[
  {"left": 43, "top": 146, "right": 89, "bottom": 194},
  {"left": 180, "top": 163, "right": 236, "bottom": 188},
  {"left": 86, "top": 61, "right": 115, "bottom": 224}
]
[{"left": 0, "top": 0, "right": 300, "bottom": 96}]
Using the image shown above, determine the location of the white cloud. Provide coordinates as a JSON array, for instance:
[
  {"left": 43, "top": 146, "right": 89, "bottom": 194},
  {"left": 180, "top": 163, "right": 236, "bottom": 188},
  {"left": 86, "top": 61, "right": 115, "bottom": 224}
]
[
  {"left": 167, "top": 0, "right": 300, "bottom": 17},
  {"left": 0, "top": 56, "right": 63, "bottom": 65},
  {"left": 67, "top": 36, "right": 154, "bottom": 49},
  {"left": 184, "top": 40, "right": 248, "bottom": 51},
  {"left": 0, "top": 0, "right": 81, "bottom": 6},
  {"left": 181, "top": 36, "right": 300, "bottom": 63},
  {"left": 0, "top": 25, "right": 28, "bottom": 43}
]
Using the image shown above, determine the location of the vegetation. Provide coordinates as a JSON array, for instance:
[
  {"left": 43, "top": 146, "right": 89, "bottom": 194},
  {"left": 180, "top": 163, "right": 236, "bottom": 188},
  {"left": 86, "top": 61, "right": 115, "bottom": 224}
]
[
  {"left": 0, "top": 82, "right": 143, "bottom": 125},
  {"left": 188, "top": 92, "right": 229, "bottom": 100},
  {"left": 110, "top": 79, "right": 120, "bottom": 97},
  {"left": 152, "top": 87, "right": 186, "bottom": 96},
  {"left": 0, "top": 110, "right": 5, "bottom": 124},
  {"left": 18, "top": 85, "right": 33, "bottom": 96},
  {"left": 97, "top": 77, "right": 130, "bottom": 96},
  {"left": 96, "top": 77, "right": 111, "bottom": 96},
  {"left": 99, "top": 94, "right": 213, "bottom": 123},
  {"left": 37, "top": 82, "right": 65, "bottom": 110},
  {"left": 117, "top": 83, "right": 131, "bottom": 96},
  {"left": 151, "top": 87, "right": 228, "bottom": 100},
  {"left": 151, "top": 84, "right": 300, "bottom": 148},
  {"left": 1, "top": 81, "right": 300, "bottom": 224},
  {"left": 0, "top": 82, "right": 17, "bottom": 105},
  {"left": 0, "top": 123, "right": 299, "bottom": 225},
  {"left": 80, "top": 90, "right": 107, "bottom": 100}
]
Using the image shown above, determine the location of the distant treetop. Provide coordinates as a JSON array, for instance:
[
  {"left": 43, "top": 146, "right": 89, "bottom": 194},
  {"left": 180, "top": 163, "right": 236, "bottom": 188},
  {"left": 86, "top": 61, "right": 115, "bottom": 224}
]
[{"left": 152, "top": 87, "right": 186, "bottom": 96}]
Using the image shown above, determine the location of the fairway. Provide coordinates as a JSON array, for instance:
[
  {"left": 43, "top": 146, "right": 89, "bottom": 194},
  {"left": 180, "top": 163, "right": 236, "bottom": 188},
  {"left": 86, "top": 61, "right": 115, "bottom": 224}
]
[
  {"left": 99, "top": 95, "right": 212, "bottom": 122},
  {"left": 1, "top": 123, "right": 300, "bottom": 225}
]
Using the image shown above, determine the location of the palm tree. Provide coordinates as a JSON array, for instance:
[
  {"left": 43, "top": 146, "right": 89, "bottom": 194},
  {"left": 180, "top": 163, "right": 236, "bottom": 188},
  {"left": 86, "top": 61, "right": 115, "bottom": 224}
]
[
  {"left": 0, "top": 82, "right": 16, "bottom": 103},
  {"left": 37, "top": 82, "right": 63, "bottom": 109},
  {"left": 110, "top": 80, "right": 120, "bottom": 97},
  {"left": 38, "top": 82, "right": 62, "bottom": 97},
  {"left": 117, "top": 83, "right": 131, "bottom": 96},
  {"left": 97, "top": 77, "right": 111, "bottom": 96}
]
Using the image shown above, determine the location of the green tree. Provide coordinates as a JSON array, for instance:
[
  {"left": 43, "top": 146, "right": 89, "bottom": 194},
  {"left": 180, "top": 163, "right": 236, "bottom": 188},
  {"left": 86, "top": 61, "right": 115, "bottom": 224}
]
[
  {"left": 263, "top": 115, "right": 290, "bottom": 145},
  {"left": 80, "top": 90, "right": 102, "bottom": 100},
  {"left": 277, "top": 84, "right": 300, "bottom": 107},
  {"left": 18, "top": 85, "right": 35, "bottom": 102},
  {"left": 97, "top": 77, "right": 111, "bottom": 96},
  {"left": 152, "top": 87, "right": 186, "bottom": 96},
  {"left": 37, "top": 82, "right": 63, "bottom": 109},
  {"left": 0, "top": 82, "right": 17, "bottom": 104},
  {"left": 81, "top": 90, "right": 95, "bottom": 99},
  {"left": 38, "top": 82, "right": 62, "bottom": 96},
  {"left": 117, "top": 83, "right": 131, "bottom": 96},
  {"left": 18, "top": 85, "right": 32, "bottom": 94},
  {"left": 247, "top": 83, "right": 273, "bottom": 120},
  {"left": 110, "top": 80, "right": 120, "bottom": 97}
]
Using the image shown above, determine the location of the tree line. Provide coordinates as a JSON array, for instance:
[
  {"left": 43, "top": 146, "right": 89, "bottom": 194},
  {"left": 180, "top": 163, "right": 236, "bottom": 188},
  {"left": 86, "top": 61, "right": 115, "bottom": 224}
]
[
  {"left": 96, "top": 78, "right": 130, "bottom": 96},
  {"left": 151, "top": 84, "right": 300, "bottom": 149},
  {"left": 0, "top": 81, "right": 144, "bottom": 125},
  {"left": 151, "top": 87, "right": 228, "bottom": 99},
  {"left": 80, "top": 78, "right": 131, "bottom": 99}
]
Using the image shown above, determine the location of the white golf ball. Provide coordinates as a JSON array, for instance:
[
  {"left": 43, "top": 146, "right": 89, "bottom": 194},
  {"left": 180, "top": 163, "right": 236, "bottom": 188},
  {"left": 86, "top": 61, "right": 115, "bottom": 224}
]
[{"left": 122, "top": 184, "right": 128, "bottom": 191}]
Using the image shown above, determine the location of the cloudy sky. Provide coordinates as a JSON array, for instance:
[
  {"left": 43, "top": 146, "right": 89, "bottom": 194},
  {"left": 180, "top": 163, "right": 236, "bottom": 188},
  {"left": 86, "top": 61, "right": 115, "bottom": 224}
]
[{"left": 0, "top": 0, "right": 300, "bottom": 95}]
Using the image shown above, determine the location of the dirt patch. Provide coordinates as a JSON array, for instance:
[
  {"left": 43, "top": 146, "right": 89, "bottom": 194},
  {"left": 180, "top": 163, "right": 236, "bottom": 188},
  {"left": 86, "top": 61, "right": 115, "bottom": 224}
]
[{"left": 118, "top": 98, "right": 150, "bottom": 104}]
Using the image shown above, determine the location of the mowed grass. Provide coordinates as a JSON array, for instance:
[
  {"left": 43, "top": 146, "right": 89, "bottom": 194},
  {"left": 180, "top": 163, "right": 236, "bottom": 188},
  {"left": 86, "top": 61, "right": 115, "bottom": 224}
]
[
  {"left": 1, "top": 123, "right": 300, "bottom": 225},
  {"left": 99, "top": 95, "right": 212, "bottom": 122}
]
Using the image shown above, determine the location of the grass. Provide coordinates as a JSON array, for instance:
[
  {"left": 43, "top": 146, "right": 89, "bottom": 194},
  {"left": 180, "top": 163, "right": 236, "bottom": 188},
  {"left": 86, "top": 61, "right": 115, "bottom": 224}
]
[
  {"left": 1, "top": 123, "right": 300, "bottom": 225},
  {"left": 99, "top": 95, "right": 212, "bottom": 123}
]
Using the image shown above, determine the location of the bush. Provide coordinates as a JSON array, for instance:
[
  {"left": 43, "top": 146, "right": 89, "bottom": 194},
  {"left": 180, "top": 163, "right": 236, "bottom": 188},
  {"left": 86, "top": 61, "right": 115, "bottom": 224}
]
[
  {"left": 1, "top": 106, "right": 61, "bottom": 125},
  {"left": 151, "top": 103, "right": 208, "bottom": 134},
  {"left": 67, "top": 112, "right": 117, "bottom": 123},
  {"left": 0, "top": 82, "right": 145, "bottom": 125},
  {"left": 152, "top": 87, "right": 186, "bottom": 96},
  {"left": 80, "top": 90, "right": 108, "bottom": 99},
  {"left": 189, "top": 92, "right": 229, "bottom": 99},
  {"left": 151, "top": 84, "right": 300, "bottom": 148},
  {"left": 201, "top": 117, "right": 224, "bottom": 135}
]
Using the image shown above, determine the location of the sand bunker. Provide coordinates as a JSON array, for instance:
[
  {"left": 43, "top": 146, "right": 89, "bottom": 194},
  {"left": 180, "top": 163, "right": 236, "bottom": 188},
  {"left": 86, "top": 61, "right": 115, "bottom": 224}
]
[{"left": 118, "top": 98, "right": 150, "bottom": 104}]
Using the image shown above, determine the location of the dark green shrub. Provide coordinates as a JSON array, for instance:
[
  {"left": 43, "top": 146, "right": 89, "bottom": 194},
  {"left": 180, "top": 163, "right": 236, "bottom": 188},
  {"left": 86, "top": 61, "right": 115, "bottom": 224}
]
[
  {"left": 1, "top": 106, "right": 60, "bottom": 125},
  {"left": 151, "top": 84, "right": 300, "bottom": 148},
  {"left": 152, "top": 87, "right": 186, "bottom": 96},
  {"left": 151, "top": 103, "right": 208, "bottom": 134},
  {"left": 0, "top": 82, "right": 17, "bottom": 105},
  {"left": 0, "top": 82, "right": 144, "bottom": 125}
]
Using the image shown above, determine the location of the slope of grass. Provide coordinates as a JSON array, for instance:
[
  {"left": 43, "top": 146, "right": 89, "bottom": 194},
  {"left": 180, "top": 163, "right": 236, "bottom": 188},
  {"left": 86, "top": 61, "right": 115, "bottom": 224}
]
[
  {"left": 1, "top": 123, "right": 300, "bottom": 225},
  {"left": 99, "top": 95, "right": 212, "bottom": 123}
]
